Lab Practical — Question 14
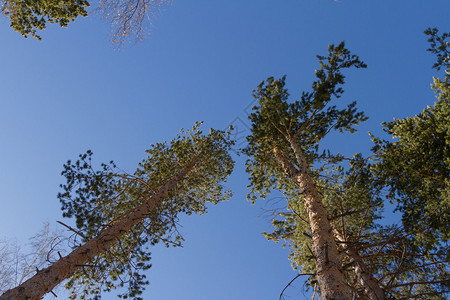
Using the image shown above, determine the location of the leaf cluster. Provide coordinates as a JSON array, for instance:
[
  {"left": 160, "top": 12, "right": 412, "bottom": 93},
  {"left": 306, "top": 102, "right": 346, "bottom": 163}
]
[
  {"left": 1, "top": 0, "right": 89, "bottom": 40},
  {"left": 425, "top": 28, "right": 450, "bottom": 72}
]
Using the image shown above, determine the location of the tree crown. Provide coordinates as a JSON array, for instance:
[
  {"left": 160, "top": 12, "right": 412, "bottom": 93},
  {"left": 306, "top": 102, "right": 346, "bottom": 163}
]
[{"left": 58, "top": 122, "right": 235, "bottom": 299}]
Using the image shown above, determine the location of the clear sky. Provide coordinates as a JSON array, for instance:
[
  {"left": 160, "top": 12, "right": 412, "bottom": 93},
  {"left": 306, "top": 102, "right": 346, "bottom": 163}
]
[{"left": 0, "top": 0, "right": 449, "bottom": 299}]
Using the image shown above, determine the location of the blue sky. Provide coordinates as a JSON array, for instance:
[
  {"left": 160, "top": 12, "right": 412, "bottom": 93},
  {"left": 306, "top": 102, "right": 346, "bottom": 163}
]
[{"left": 0, "top": 0, "right": 449, "bottom": 299}]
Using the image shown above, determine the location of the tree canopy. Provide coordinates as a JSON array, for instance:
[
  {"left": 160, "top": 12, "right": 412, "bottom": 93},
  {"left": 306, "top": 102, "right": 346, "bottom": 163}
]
[
  {"left": 1, "top": 0, "right": 170, "bottom": 42},
  {"left": 0, "top": 123, "right": 235, "bottom": 300},
  {"left": 59, "top": 122, "right": 234, "bottom": 299},
  {"left": 371, "top": 29, "right": 449, "bottom": 252},
  {"left": 245, "top": 33, "right": 450, "bottom": 299},
  {"left": 244, "top": 42, "right": 370, "bottom": 299}
]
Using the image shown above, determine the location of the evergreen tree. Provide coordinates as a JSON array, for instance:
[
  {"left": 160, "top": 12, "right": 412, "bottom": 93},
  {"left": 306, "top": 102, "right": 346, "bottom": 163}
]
[
  {"left": 244, "top": 42, "right": 369, "bottom": 299},
  {"left": 365, "top": 28, "right": 450, "bottom": 299},
  {"left": 265, "top": 154, "right": 387, "bottom": 299},
  {"left": 371, "top": 28, "right": 449, "bottom": 253},
  {"left": 248, "top": 31, "right": 449, "bottom": 300},
  {"left": 0, "top": 122, "right": 235, "bottom": 300}
]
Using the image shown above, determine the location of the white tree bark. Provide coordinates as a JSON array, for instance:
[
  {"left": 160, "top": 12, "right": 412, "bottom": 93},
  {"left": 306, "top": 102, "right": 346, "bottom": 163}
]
[
  {"left": 273, "top": 145, "right": 351, "bottom": 300},
  {"left": 334, "top": 230, "right": 386, "bottom": 300}
]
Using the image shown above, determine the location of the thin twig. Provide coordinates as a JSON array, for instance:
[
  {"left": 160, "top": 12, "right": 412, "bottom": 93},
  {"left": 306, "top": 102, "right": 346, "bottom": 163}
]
[
  {"left": 56, "top": 221, "right": 87, "bottom": 239},
  {"left": 279, "top": 273, "right": 314, "bottom": 300},
  {"left": 311, "top": 283, "right": 317, "bottom": 300}
]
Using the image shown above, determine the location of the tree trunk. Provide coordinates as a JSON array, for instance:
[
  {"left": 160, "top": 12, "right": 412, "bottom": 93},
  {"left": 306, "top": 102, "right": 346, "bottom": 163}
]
[
  {"left": 0, "top": 158, "right": 198, "bottom": 300},
  {"left": 273, "top": 144, "right": 351, "bottom": 300},
  {"left": 334, "top": 231, "right": 386, "bottom": 300}
]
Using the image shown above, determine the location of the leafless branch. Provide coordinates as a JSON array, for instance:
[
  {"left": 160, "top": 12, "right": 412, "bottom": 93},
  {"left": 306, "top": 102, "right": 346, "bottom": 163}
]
[
  {"left": 57, "top": 221, "right": 87, "bottom": 240},
  {"left": 279, "top": 273, "right": 314, "bottom": 300}
]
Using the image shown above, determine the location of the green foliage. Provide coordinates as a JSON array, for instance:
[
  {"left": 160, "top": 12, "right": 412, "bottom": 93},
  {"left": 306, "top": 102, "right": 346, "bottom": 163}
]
[
  {"left": 263, "top": 154, "right": 385, "bottom": 286},
  {"left": 1, "top": 0, "right": 89, "bottom": 40},
  {"left": 371, "top": 97, "right": 449, "bottom": 249},
  {"left": 371, "top": 30, "right": 449, "bottom": 251},
  {"left": 1, "top": 0, "right": 170, "bottom": 42},
  {"left": 244, "top": 43, "right": 368, "bottom": 288},
  {"left": 345, "top": 29, "right": 450, "bottom": 298},
  {"left": 425, "top": 28, "right": 450, "bottom": 72},
  {"left": 58, "top": 122, "right": 235, "bottom": 299},
  {"left": 244, "top": 41, "right": 367, "bottom": 204},
  {"left": 246, "top": 37, "right": 450, "bottom": 298}
]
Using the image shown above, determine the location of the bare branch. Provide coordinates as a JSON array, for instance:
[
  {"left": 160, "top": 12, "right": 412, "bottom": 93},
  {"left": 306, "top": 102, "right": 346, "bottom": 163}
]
[{"left": 279, "top": 273, "right": 314, "bottom": 300}]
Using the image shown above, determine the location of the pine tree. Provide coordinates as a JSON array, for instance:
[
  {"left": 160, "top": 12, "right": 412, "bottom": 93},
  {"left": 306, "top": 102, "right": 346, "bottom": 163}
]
[
  {"left": 247, "top": 31, "right": 449, "bottom": 300},
  {"left": 244, "top": 42, "right": 369, "bottom": 299},
  {"left": 372, "top": 28, "right": 449, "bottom": 253},
  {"left": 365, "top": 28, "right": 450, "bottom": 299},
  {"left": 0, "top": 123, "right": 235, "bottom": 300}
]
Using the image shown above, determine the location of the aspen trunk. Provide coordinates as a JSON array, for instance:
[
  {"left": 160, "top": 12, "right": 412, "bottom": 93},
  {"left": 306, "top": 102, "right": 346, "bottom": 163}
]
[
  {"left": 0, "top": 159, "right": 198, "bottom": 300},
  {"left": 334, "top": 231, "right": 386, "bottom": 300},
  {"left": 273, "top": 144, "right": 351, "bottom": 300}
]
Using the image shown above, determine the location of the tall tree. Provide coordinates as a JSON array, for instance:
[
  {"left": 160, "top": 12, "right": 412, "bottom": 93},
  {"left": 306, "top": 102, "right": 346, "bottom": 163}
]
[
  {"left": 265, "top": 151, "right": 449, "bottom": 299},
  {"left": 0, "top": 122, "right": 235, "bottom": 300},
  {"left": 363, "top": 28, "right": 450, "bottom": 299},
  {"left": 265, "top": 154, "right": 387, "bottom": 299},
  {"left": 244, "top": 42, "right": 368, "bottom": 299},
  {"left": 371, "top": 28, "right": 449, "bottom": 253},
  {"left": 252, "top": 30, "right": 450, "bottom": 300}
]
